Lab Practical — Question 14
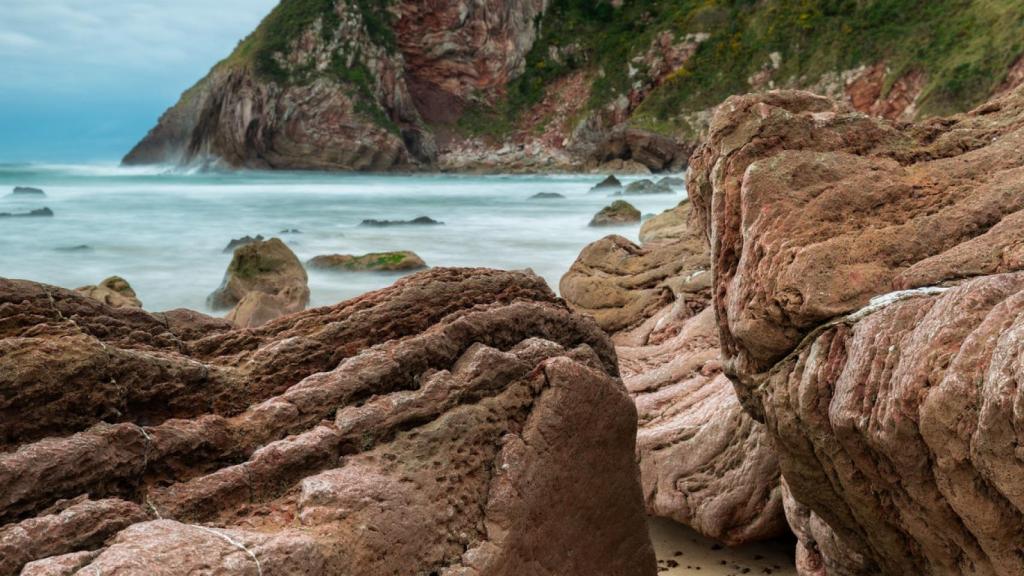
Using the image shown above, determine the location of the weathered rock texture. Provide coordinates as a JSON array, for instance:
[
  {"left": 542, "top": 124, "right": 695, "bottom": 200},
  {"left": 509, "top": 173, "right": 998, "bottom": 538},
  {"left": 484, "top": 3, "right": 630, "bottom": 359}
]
[
  {"left": 75, "top": 276, "right": 142, "bottom": 309},
  {"left": 307, "top": 251, "right": 427, "bottom": 272},
  {"left": 689, "top": 86, "right": 1024, "bottom": 574},
  {"left": 0, "top": 268, "right": 656, "bottom": 575},
  {"left": 589, "top": 200, "right": 640, "bottom": 227},
  {"left": 561, "top": 201, "right": 785, "bottom": 546}
]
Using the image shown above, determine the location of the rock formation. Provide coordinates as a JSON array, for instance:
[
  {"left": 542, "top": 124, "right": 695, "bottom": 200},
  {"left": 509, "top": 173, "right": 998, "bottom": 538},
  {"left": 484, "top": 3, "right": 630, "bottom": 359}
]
[
  {"left": 0, "top": 208, "right": 52, "bottom": 218},
  {"left": 562, "top": 201, "right": 785, "bottom": 546},
  {"left": 689, "top": 86, "right": 1024, "bottom": 574},
  {"left": 589, "top": 200, "right": 641, "bottom": 226},
  {"left": 208, "top": 238, "right": 309, "bottom": 328},
  {"left": 359, "top": 216, "right": 443, "bottom": 227},
  {"left": 10, "top": 187, "right": 44, "bottom": 196},
  {"left": 307, "top": 251, "right": 427, "bottom": 272},
  {"left": 75, "top": 276, "right": 142, "bottom": 309},
  {"left": 0, "top": 268, "right": 657, "bottom": 575}
]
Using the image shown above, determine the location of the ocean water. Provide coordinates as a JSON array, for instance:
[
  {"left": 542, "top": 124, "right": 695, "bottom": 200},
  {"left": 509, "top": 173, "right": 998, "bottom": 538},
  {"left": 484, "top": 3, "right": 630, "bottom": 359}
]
[{"left": 0, "top": 164, "right": 685, "bottom": 313}]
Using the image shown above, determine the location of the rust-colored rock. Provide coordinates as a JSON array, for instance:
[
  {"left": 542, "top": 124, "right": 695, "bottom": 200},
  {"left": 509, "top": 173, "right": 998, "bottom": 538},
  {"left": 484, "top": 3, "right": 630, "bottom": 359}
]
[
  {"left": 690, "top": 86, "right": 1024, "bottom": 574},
  {"left": 0, "top": 268, "right": 656, "bottom": 575},
  {"left": 561, "top": 202, "right": 785, "bottom": 546}
]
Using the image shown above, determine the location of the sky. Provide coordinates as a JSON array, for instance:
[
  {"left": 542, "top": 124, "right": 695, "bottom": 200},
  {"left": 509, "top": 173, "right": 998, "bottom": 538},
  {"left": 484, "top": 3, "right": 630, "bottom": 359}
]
[{"left": 0, "top": 0, "right": 279, "bottom": 163}]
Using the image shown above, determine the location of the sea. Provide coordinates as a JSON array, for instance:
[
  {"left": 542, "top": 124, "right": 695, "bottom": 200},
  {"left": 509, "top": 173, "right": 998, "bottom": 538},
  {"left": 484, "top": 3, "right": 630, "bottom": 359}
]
[{"left": 0, "top": 163, "right": 685, "bottom": 313}]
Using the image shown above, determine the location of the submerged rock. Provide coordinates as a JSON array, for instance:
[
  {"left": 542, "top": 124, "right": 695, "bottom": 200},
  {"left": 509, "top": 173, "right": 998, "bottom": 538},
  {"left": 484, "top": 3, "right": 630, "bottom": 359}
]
[
  {"left": 222, "top": 234, "right": 265, "bottom": 253},
  {"left": 10, "top": 186, "right": 44, "bottom": 196},
  {"left": 590, "top": 174, "right": 623, "bottom": 192},
  {"left": 562, "top": 202, "right": 784, "bottom": 546},
  {"left": 690, "top": 86, "right": 1024, "bottom": 574},
  {"left": 208, "top": 238, "right": 309, "bottom": 327},
  {"left": 0, "top": 207, "right": 53, "bottom": 218},
  {"left": 0, "top": 269, "right": 657, "bottom": 575},
  {"left": 308, "top": 251, "right": 427, "bottom": 272},
  {"left": 75, "top": 276, "right": 142, "bottom": 309},
  {"left": 621, "top": 179, "right": 673, "bottom": 195},
  {"left": 529, "top": 192, "right": 565, "bottom": 199},
  {"left": 55, "top": 244, "right": 92, "bottom": 252},
  {"left": 589, "top": 200, "right": 640, "bottom": 226},
  {"left": 359, "top": 216, "right": 444, "bottom": 227},
  {"left": 279, "top": 228, "right": 302, "bottom": 234}
]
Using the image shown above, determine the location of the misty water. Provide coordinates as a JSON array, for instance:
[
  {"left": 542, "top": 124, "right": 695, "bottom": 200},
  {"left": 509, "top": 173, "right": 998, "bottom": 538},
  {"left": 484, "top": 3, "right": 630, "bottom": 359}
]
[{"left": 0, "top": 164, "right": 684, "bottom": 313}]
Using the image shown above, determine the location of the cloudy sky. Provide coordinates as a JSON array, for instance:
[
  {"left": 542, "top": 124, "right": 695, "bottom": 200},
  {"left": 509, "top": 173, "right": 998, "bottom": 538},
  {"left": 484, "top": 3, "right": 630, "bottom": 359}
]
[{"left": 0, "top": 0, "right": 278, "bottom": 163}]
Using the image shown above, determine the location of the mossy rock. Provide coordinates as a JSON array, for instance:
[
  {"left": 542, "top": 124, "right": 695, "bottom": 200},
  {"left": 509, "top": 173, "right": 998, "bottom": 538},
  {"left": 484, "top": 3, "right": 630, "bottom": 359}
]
[
  {"left": 589, "top": 200, "right": 641, "bottom": 226},
  {"left": 307, "top": 251, "right": 428, "bottom": 272}
]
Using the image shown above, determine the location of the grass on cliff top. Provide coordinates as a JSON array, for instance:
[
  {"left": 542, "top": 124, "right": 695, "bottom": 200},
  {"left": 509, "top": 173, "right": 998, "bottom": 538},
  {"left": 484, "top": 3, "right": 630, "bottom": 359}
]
[{"left": 466, "top": 0, "right": 1024, "bottom": 138}]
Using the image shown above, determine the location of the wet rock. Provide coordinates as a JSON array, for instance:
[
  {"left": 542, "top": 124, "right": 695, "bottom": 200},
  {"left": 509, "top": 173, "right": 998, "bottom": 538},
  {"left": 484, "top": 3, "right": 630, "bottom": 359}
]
[
  {"left": 279, "top": 228, "right": 302, "bottom": 234},
  {"left": 690, "top": 86, "right": 1024, "bottom": 574},
  {"left": 657, "top": 176, "right": 685, "bottom": 189},
  {"left": 590, "top": 174, "right": 623, "bottom": 192},
  {"left": 0, "top": 268, "right": 656, "bottom": 575},
  {"left": 562, "top": 201, "right": 785, "bottom": 546},
  {"left": 222, "top": 234, "right": 265, "bottom": 253},
  {"left": 0, "top": 207, "right": 53, "bottom": 218},
  {"left": 622, "top": 179, "right": 673, "bottom": 195},
  {"left": 10, "top": 187, "right": 44, "bottom": 196},
  {"left": 208, "top": 238, "right": 309, "bottom": 327},
  {"left": 307, "top": 251, "right": 428, "bottom": 272},
  {"left": 55, "top": 245, "right": 92, "bottom": 252},
  {"left": 529, "top": 192, "right": 565, "bottom": 199},
  {"left": 589, "top": 200, "right": 641, "bottom": 226},
  {"left": 75, "top": 276, "right": 142, "bottom": 309},
  {"left": 360, "top": 216, "right": 444, "bottom": 227}
]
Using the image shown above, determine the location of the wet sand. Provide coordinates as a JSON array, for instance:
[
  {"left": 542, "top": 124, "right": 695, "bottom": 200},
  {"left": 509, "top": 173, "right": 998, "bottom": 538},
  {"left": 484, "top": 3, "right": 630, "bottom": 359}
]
[{"left": 649, "top": 517, "right": 797, "bottom": 575}]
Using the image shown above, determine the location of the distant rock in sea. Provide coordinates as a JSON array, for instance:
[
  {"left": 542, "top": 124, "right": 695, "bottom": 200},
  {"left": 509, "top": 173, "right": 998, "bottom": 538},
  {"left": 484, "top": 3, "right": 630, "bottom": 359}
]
[
  {"left": 619, "top": 179, "right": 673, "bottom": 195},
  {"left": 10, "top": 187, "right": 45, "bottom": 196},
  {"left": 589, "top": 175, "right": 622, "bottom": 193},
  {"left": 279, "top": 228, "right": 302, "bottom": 234},
  {"left": 529, "top": 192, "right": 565, "bottom": 200},
  {"left": 308, "top": 251, "right": 427, "bottom": 272},
  {"left": 55, "top": 244, "right": 92, "bottom": 252},
  {"left": 359, "top": 216, "right": 443, "bottom": 227},
  {"left": 0, "top": 207, "right": 53, "bottom": 218},
  {"left": 222, "top": 234, "right": 265, "bottom": 253},
  {"left": 589, "top": 200, "right": 641, "bottom": 226}
]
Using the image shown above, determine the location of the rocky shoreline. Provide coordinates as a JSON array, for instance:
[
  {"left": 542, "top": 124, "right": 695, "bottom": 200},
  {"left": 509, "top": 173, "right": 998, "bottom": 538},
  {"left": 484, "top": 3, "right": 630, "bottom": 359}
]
[{"left": 6, "top": 83, "right": 1024, "bottom": 575}]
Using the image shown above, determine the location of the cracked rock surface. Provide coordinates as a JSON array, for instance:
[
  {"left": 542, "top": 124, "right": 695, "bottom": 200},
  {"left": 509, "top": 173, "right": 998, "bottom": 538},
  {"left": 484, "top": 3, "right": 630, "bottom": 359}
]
[
  {"left": 0, "top": 268, "right": 656, "bottom": 576},
  {"left": 561, "top": 201, "right": 785, "bottom": 546},
  {"left": 690, "top": 86, "right": 1024, "bottom": 574}
]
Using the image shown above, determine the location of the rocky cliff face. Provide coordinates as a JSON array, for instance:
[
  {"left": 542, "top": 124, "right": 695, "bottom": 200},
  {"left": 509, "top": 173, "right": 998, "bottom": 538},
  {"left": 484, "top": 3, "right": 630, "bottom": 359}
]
[
  {"left": 125, "top": 0, "right": 1024, "bottom": 173},
  {"left": 690, "top": 85, "right": 1024, "bottom": 574},
  {"left": 561, "top": 201, "right": 786, "bottom": 546},
  {"left": 0, "top": 269, "right": 656, "bottom": 575}
]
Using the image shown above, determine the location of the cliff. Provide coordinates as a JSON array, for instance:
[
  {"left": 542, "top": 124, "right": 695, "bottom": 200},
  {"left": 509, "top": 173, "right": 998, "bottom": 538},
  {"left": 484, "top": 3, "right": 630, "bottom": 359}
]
[{"left": 125, "top": 0, "right": 1024, "bottom": 172}]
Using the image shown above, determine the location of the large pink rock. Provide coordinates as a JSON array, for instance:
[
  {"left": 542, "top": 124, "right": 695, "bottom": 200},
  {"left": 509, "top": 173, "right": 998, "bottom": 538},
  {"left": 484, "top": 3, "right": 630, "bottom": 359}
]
[
  {"left": 561, "top": 201, "right": 785, "bottom": 546},
  {"left": 0, "top": 268, "right": 656, "bottom": 575},
  {"left": 690, "top": 86, "right": 1024, "bottom": 574}
]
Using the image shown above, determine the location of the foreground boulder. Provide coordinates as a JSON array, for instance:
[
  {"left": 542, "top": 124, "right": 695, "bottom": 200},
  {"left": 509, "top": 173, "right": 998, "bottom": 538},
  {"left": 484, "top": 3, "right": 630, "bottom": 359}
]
[
  {"left": 307, "top": 251, "right": 427, "bottom": 272},
  {"left": 0, "top": 269, "right": 657, "bottom": 575},
  {"left": 589, "top": 200, "right": 641, "bottom": 226},
  {"left": 561, "top": 202, "right": 785, "bottom": 546},
  {"left": 208, "top": 237, "right": 309, "bottom": 327},
  {"left": 75, "top": 276, "right": 142, "bottom": 309},
  {"left": 690, "top": 87, "right": 1024, "bottom": 574}
]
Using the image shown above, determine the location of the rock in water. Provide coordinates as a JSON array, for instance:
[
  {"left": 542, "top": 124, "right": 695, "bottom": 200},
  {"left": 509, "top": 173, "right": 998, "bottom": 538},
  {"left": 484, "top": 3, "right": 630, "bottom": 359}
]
[
  {"left": 622, "top": 179, "right": 673, "bottom": 195},
  {"left": 0, "top": 207, "right": 53, "bottom": 218},
  {"left": 0, "top": 269, "right": 657, "bottom": 575},
  {"left": 308, "top": 251, "right": 427, "bottom": 272},
  {"left": 639, "top": 201, "right": 690, "bottom": 244},
  {"left": 589, "top": 200, "right": 641, "bottom": 226},
  {"left": 529, "top": 192, "right": 565, "bottom": 199},
  {"left": 590, "top": 174, "right": 623, "bottom": 192},
  {"left": 11, "top": 186, "right": 44, "bottom": 196},
  {"left": 222, "top": 234, "right": 265, "bottom": 253},
  {"left": 359, "top": 216, "right": 444, "bottom": 227},
  {"left": 208, "top": 238, "right": 309, "bottom": 327},
  {"left": 562, "top": 201, "right": 785, "bottom": 546},
  {"left": 690, "top": 86, "right": 1024, "bottom": 575},
  {"left": 75, "top": 276, "right": 142, "bottom": 309}
]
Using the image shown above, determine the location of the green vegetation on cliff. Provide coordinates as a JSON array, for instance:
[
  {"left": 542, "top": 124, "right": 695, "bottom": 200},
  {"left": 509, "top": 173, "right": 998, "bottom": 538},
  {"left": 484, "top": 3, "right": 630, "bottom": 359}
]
[{"left": 491, "top": 0, "right": 1024, "bottom": 136}]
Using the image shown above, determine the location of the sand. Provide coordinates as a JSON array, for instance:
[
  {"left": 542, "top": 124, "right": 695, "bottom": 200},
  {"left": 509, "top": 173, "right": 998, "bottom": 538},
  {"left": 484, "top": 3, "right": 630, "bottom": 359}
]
[{"left": 648, "top": 517, "right": 797, "bottom": 575}]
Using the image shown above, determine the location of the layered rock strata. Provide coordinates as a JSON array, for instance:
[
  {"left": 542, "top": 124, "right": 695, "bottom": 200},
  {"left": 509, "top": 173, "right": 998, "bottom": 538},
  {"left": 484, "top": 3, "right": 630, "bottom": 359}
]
[
  {"left": 0, "top": 268, "right": 656, "bottom": 576},
  {"left": 561, "top": 201, "right": 785, "bottom": 546},
  {"left": 690, "top": 86, "right": 1024, "bottom": 575}
]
